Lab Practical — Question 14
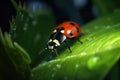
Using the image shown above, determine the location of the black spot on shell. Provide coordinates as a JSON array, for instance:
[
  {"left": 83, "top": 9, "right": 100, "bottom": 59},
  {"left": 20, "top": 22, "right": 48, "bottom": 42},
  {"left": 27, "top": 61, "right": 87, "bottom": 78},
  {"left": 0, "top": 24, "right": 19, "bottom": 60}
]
[
  {"left": 76, "top": 27, "right": 79, "bottom": 32},
  {"left": 56, "top": 27, "right": 64, "bottom": 31},
  {"left": 70, "top": 22, "right": 75, "bottom": 26},
  {"left": 68, "top": 30, "right": 73, "bottom": 36}
]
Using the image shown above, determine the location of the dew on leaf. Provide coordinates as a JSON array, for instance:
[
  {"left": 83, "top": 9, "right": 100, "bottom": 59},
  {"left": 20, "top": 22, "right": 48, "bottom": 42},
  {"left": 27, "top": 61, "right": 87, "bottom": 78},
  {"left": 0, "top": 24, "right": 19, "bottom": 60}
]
[
  {"left": 87, "top": 37, "right": 93, "bottom": 41},
  {"left": 87, "top": 56, "right": 100, "bottom": 69},
  {"left": 65, "top": 55, "right": 76, "bottom": 60},
  {"left": 75, "top": 64, "right": 79, "bottom": 68},
  {"left": 80, "top": 52, "right": 87, "bottom": 56},
  {"left": 38, "top": 62, "right": 47, "bottom": 67},
  {"left": 56, "top": 64, "right": 61, "bottom": 69}
]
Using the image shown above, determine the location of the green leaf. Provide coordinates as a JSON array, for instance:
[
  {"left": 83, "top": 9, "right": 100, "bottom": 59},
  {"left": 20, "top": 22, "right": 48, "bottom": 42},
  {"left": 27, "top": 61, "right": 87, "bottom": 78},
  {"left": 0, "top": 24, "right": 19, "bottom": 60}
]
[
  {"left": 10, "top": 0, "right": 56, "bottom": 67},
  {"left": 29, "top": 11, "right": 120, "bottom": 80},
  {"left": 0, "top": 29, "right": 31, "bottom": 80},
  {"left": 92, "top": 0, "right": 120, "bottom": 16}
]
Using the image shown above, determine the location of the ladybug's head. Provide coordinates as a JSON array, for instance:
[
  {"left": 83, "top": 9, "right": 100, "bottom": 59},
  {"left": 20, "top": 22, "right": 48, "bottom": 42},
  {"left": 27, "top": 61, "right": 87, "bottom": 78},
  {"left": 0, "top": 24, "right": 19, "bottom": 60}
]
[
  {"left": 39, "top": 39, "right": 60, "bottom": 55},
  {"left": 47, "top": 39, "right": 60, "bottom": 50}
]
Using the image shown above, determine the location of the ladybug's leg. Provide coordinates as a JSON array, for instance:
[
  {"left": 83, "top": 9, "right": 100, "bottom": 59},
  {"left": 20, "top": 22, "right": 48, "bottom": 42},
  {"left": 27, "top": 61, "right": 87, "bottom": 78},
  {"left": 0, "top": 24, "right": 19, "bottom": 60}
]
[
  {"left": 77, "top": 38, "right": 83, "bottom": 44},
  {"left": 64, "top": 41, "right": 72, "bottom": 53},
  {"left": 53, "top": 49, "right": 58, "bottom": 56},
  {"left": 77, "top": 33, "right": 84, "bottom": 44}
]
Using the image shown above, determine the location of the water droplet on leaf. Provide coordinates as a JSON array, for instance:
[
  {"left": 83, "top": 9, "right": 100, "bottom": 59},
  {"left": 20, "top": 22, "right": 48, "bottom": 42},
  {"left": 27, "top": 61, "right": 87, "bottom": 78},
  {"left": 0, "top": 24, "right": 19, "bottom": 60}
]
[
  {"left": 87, "top": 37, "right": 93, "bottom": 41},
  {"left": 75, "top": 64, "right": 79, "bottom": 68},
  {"left": 87, "top": 56, "right": 100, "bottom": 69},
  {"left": 56, "top": 64, "right": 61, "bottom": 69},
  {"left": 80, "top": 52, "right": 87, "bottom": 56}
]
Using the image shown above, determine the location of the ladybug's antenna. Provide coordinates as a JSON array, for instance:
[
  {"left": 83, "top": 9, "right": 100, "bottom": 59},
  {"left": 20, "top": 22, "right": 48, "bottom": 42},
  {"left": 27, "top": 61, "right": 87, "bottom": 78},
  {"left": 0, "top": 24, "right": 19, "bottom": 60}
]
[{"left": 38, "top": 48, "right": 47, "bottom": 55}]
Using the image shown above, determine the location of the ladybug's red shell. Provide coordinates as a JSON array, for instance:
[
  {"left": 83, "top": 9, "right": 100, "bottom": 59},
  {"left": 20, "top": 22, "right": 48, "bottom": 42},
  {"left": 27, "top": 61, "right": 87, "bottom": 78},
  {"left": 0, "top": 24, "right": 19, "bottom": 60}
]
[
  {"left": 57, "top": 21, "right": 82, "bottom": 38},
  {"left": 47, "top": 21, "right": 83, "bottom": 54}
]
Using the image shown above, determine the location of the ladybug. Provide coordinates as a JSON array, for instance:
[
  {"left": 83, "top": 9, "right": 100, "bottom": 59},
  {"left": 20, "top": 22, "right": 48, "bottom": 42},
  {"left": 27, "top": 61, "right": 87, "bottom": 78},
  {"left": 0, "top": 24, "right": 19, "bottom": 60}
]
[{"left": 46, "top": 21, "right": 83, "bottom": 55}]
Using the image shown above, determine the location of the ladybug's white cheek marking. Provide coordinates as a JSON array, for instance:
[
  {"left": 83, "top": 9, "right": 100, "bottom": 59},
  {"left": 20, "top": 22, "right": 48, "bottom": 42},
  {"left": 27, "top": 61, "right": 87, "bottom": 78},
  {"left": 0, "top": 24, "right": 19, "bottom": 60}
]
[
  {"left": 60, "top": 30, "right": 64, "bottom": 33},
  {"left": 53, "top": 39, "right": 60, "bottom": 46},
  {"left": 48, "top": 39, "right": 52, "bottom": 43},
  {"left": 48, "top": 46, "right": 54, "bottom": 49},
  {"left": 53, "top": 29, "right": 57, "bottom": 33}
]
